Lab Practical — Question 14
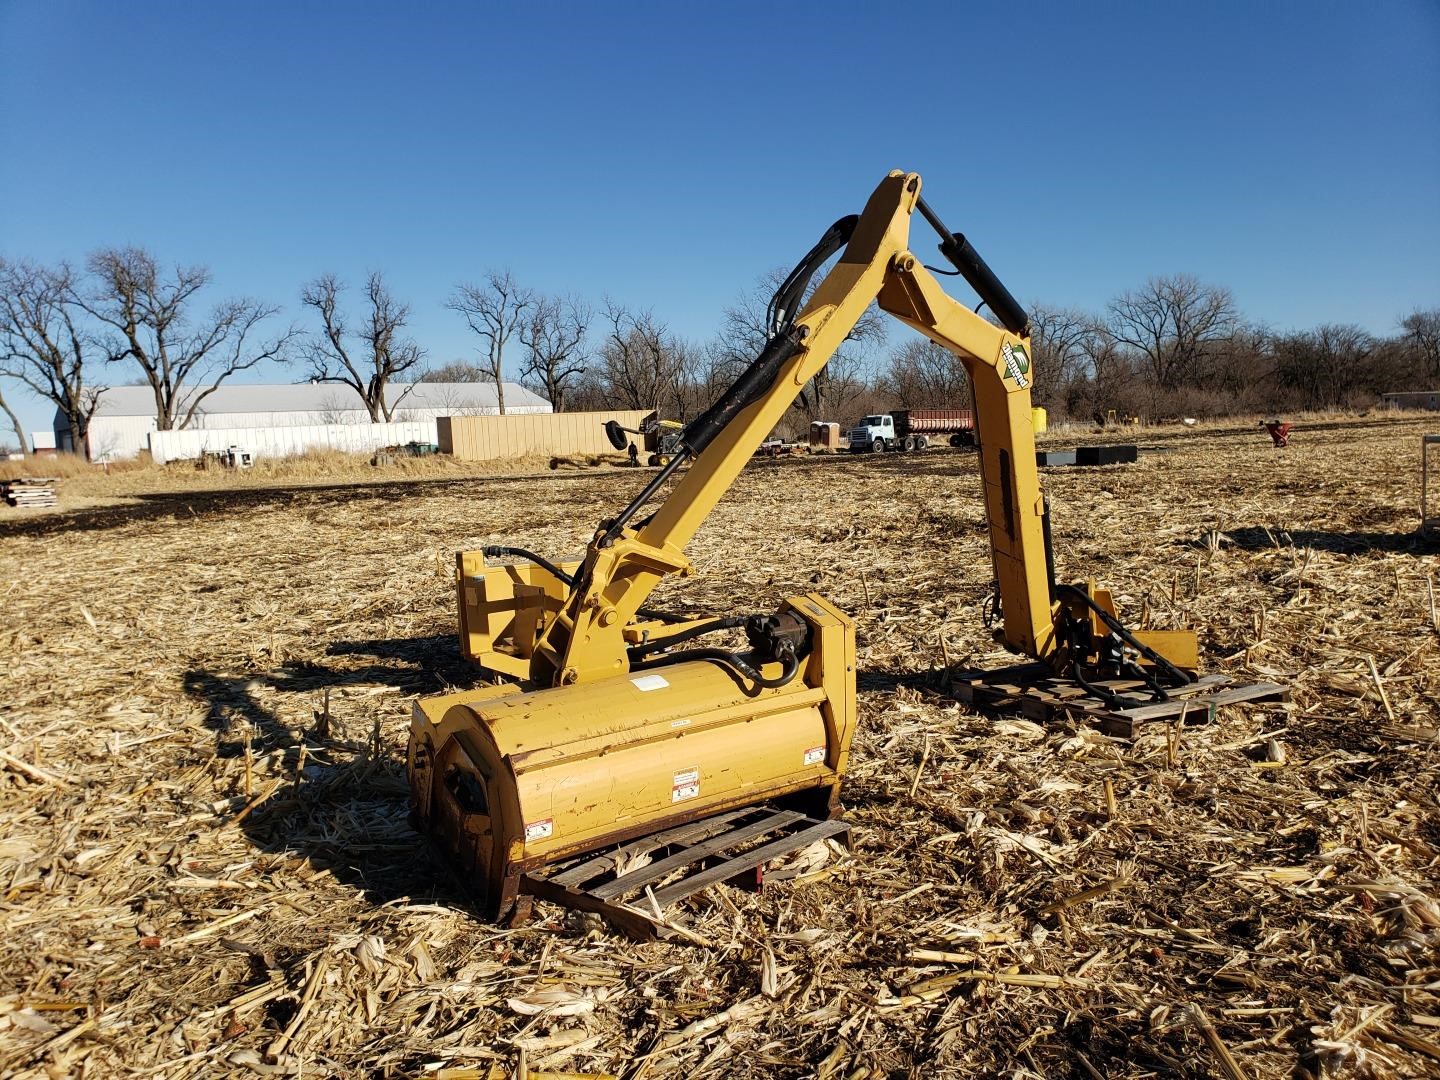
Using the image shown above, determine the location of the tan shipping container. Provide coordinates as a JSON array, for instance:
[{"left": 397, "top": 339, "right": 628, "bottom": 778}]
[{"left": 438, "top": 410, "right": 650, "bottom": 460}]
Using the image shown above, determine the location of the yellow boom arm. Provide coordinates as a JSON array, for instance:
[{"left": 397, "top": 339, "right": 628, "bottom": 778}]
[
  {"left": 521, "top": 172, "right": 1056, "bottom": 685},
  {"left": 412, "top": 170, "right": 1200, "bottom": 920}
]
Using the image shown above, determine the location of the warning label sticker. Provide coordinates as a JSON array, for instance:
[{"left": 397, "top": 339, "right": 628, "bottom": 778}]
[
  {"left": 524, "top": 818, "right": 553, "bottom": 842},
  {"left": 803, "top": 746, "right": 826, "bottom": 766},
  {"left": 672, "top": 767, "right": 700, "bottom": 803},
  {"left": 632, "top": 673, "right": 669, "bottom": 692}
]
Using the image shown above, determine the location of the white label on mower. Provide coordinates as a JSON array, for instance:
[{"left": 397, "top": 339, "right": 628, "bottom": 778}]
[
  {"left": 632, "top": 674, "right": 669, "bottom": 692},
  {"left": 672, "top": 767, "right": 700, "bottom": 802},
  {"left": 670, "top": 718, "right": 690, "bottom": 728},
  {"left": 803, "top": 746, "right": 826, "bottom": 766},
  {"left": 524, "top": 818, "right": 553, "bottom": 842}
]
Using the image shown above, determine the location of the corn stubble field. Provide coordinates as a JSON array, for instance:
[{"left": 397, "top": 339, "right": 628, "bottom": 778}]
[{"left": 1, "top": 417, "right": 1438, "bottom": 1079}]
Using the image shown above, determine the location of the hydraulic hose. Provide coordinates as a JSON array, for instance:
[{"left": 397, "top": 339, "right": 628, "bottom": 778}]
[
  {"left": 766, "top": 214, "right": 859, "bottom": 337},
  {"left": 598, "top": 213, "right": 859, "bottom": 546},
  {"left": 681, "top": 213, "right": 858, "bottom": 462},
  {"left": 480, "top": 544, "right": 692, "bottom": 624},
  {"left": 627, "top": 617, "right": 747, "bottom": 660},
  {"left": 482, "top": 545, "right": 573, "bottom": 586},
  {"left": 632, "top": 645, "right": 801, "bottom": 690}
]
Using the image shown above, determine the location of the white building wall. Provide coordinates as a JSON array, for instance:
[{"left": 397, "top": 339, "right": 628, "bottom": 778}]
[
  {"left": 148, "top": 421, "right": 439, "bottom": 465},
  {"left": 185, "top": 405, "right": 549, "bottom": 429},
  {"left": 85, "top": 415, "right": 161, "bottom": 460},
  {"left": 81, "top": 406, "right": 550, "bottom": 460}
]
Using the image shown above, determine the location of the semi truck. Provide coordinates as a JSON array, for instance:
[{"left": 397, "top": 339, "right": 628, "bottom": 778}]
[{"left": 847, "top": 408, "right": 974, "bottom": 452}]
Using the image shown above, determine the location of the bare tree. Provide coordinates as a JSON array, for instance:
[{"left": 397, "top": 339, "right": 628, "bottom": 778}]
[
  {"left": 716, "top": 267, "right": 886, "bottom": 421},
  {"left": 880, "top": 339, "right": 971, "bottom": 407},
  {"left": 1401, "top": 309, "right": 1440, "bottom": 379},
  {"left": 1027, "top": 304, "right": 1099, "bottom": 414},
  {"left": 301, "top": 272, "right": 424, "bottom": 422},
  {"left": 83, "top": 247, "right": 295, "bottom": 431},
  {"left": 446, "top": 271, "right": 534, "bottom": 415},
  {"left": 1106, "top": 274, "right": 1239, "bottom": 391},
  {"left": 592, "top": 300, "right": 699, "bottom": 417},
  {"left": 1271, "top": 324, "right": 1377, "bottom": 410},
  {"left": 0, "top": 383, "right": 26, "bottom": 453},
  {"left": 1203, "top": 323, "right": 1272, "bottom": 403},
  {"left": 519, "top": 294, "right": 590, "bottom": 411},
  {"left": 0, "top": 258, "right": 103, "bottom": 453},
  {"left": 421, "top": 360, "right": 486, "bottom": 382},
  {"left": 1058, "top": 324, "right": 1150, "bottom": 421},
  {"left": 669, "top": 338, "right": 708, "bottom": 419}
]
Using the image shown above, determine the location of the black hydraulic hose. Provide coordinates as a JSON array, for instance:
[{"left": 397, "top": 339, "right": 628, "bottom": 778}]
[
  {"left": 915, "top": 194, "right": 1029, "bottom": 336},
  {"left": 1054, "top": 606, "right": 1137, "bottom": 707},
  {"left": 480, "top": 544, "right": 691, "bottom": 624},
  {"left": 632, "top": 646, "right": 800, "bottom": 690},
  {"left": 1056, "top": 584, "right": 1195, "bottom": 688},
  {"left": 482, "top": 545, "right": 573, "bottom": 586},
  {"left": 596, "top": 214, "right": 859, "bottom": 548},
  {"left": 767, "top": 214, "right": 859, "bottom": 337},
  {"left": 600, "top": 447, "right": 692, "bottom": 544},
  {"left": 682, "top": 214, "right": 858, "bottom": 462},
  {"left": 1069, "top": 654, "right": 1129, "bottom": 708},
  {"left": 1120, "top": 660, "right": 1172, "bottom": 703},
  {"left": 627, "top": 616, "right": 747, "bottom": 659},
  {"left": 637, "top": 605, "right": 698, "bottom": 625},
  {"left": 679, "top": 332, "right": 803, "bottom": 459}
]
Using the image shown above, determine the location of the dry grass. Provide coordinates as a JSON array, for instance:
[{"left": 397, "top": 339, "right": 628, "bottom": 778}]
[
  {"left": 0, "top": 448, "right": 621, "bottom": 516},
  {"left": 0, "top": 451, "right": 149, "bottom": 483},
  {"left": 1, "top": 415, "right": 1438, "bottom": 1078}
]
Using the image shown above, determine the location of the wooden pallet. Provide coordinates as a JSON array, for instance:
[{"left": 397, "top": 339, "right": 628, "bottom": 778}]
[
  {"left": 951, "top": 663, "right": 1288, "bottom": 738},
  {"left": 522, "top": 806, "right": 849, "bottom": 941},
  {"left": 2, "top": 478, "right": 58, "bottom": 507}
]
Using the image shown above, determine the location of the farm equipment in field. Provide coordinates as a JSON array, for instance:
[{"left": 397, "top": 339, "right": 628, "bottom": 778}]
[
  {"left": 605, "top": 411, "right": 684, "bottom": 466},
  {"left": 756, "top": 437, "right": 803, "bottom": 457},
  {"left": 1261, "top": 419, "right": 1293, "bottom": 447},
  {"left": 407, "top": 171, "right": 1286, "bottom": 931},
  {"left": 372, "top": 441, "right": 440, "bottom": 466},
  {"left": 197, "top": 445, "right": 254, "bottom": 470}
]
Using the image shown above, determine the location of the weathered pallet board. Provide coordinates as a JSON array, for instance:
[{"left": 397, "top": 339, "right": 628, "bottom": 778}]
[
  {"left": 951, "top": 665, "right": 1289, "bottom": 738},
  {"left": 523, "top": 806, "right": 849, "bottom": 941},
  {"left": 2, "top": 480, "right": 58, "bottom": 507}
]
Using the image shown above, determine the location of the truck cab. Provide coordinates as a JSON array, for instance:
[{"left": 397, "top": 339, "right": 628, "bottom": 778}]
[{"left": 848, "top": 414, "right": 895, "bottom": 453}]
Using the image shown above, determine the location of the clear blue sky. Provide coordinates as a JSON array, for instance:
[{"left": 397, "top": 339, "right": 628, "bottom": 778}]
[{"left": 2, "top": 0, "right": 1438, "bottom": 435}]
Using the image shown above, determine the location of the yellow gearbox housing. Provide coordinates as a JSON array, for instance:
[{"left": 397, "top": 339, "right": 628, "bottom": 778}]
[{"left": 408, "top": 593, "right": 855, "bottom": 918}]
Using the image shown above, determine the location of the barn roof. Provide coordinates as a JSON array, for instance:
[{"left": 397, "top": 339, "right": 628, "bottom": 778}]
[{"left": 86, "top": 381, "right": 550, "bottom": 417}]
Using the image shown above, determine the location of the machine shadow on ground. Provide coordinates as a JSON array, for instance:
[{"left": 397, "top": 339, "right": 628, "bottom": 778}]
[
  {"left": 1219, "top": 525, "right": 1436, "bottom": 555},
  {"left": 181, "top": 635, "right": 484, "bottom": 913}
]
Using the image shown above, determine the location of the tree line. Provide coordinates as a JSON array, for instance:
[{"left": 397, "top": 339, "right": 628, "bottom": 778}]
[
  {"left": 1028, "top": 278, "right": 1439, "bottom": 422},
  {"left": 1, "top": 245, "right": 1435, "bottom": 454}
]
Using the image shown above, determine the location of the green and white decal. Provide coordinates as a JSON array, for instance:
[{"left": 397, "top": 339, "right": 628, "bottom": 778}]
[{"left": 1001, "top": 341, "right": 1031, "bottom": 389}]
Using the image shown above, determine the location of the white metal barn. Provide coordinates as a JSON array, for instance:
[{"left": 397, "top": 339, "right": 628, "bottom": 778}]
[{"left": 58, "top": 382, "right": 552, "bottom": 460}]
